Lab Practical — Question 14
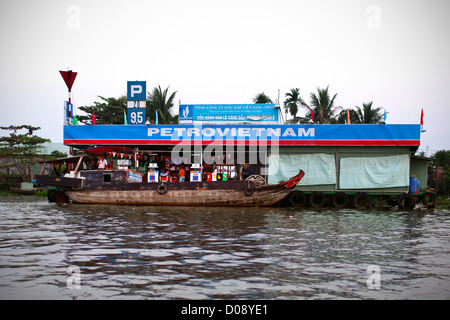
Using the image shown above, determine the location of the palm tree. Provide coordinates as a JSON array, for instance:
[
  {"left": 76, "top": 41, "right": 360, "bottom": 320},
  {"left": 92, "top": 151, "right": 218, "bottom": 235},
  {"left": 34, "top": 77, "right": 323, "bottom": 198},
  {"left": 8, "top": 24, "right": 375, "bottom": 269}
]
[
  {"left": 284, "top": 88, "right": 307, "bottom": 120},
  {"left": 253, "top": 92, "right": 273, "bottom": 104},
  {"left": 354, "top": 101, "right": 384, "bottom": 124},
  {"left": 147, "top": 85, "right": 178, "bottom": 124},
  {"left": 309, "top": 86, "right": 341, "bottom": 124},
  {"left": 336, "top": 108, "right": 359, "bottom": 124}
]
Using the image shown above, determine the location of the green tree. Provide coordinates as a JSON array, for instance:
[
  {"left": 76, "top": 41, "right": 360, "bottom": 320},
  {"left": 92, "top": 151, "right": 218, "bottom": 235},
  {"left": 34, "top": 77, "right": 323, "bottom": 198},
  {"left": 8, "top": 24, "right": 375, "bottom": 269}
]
[
  {"left": 309, "top": 86, "right": 341, "bottom": 124},
  {"left": 336, "top": 108, "right": 359, "bottom": 124},
  {"left": 284, "top": 88, "right": 307, "bottom": 120},
  {"left": 50, "top": 150, "right": 68, "bottom": 159},
  {"left": 253, "top": 92, "right": 273, "bottom": 104},
  {"left": 0, "top": 125, "right": 50, "bottom": 182},
  {"left": 354, "top": 101, "right": 384, "bottom": 124},
  {"left": 77, "top": 95, "right": 127, "bottom": 124},
  {"left": 147, "top": 85, "right": 178, "bottom": 124},
  {"left": 433, "top": 150, "right": 450, "bottom": 169},
  {"left": 433, "top": 150, "right": 450, "bottom": 193}
]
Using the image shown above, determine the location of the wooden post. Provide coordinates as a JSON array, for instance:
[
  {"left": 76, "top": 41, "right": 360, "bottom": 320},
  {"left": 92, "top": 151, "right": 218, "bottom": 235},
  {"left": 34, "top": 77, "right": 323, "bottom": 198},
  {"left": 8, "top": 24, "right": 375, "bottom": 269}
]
[{"left": 74, "top": 156, "right": 84, "bottom": 174}]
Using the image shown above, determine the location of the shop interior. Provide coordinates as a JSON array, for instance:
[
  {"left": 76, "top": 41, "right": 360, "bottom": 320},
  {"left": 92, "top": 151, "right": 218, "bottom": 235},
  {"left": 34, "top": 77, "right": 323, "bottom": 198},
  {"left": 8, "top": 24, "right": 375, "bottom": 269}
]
[{"left": 84, "top": 146, "right": 266, "bottom": 183}]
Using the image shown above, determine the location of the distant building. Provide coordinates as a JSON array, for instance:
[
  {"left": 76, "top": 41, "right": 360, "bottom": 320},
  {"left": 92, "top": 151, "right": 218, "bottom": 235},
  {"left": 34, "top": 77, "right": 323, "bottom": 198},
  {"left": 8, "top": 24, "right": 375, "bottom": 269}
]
[{"left": 38, "top": 142, "right": 70, "bottom": 156}]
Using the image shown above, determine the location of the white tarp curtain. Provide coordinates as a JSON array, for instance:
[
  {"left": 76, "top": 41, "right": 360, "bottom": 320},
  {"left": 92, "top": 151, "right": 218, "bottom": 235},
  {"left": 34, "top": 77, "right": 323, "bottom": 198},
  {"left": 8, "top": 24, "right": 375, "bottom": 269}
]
[
  {"left": 268, "top": 153, "right": 336, "bottom": 186},
  {"left": 339, "top": 154, "right": 410, "bottom": 189}
]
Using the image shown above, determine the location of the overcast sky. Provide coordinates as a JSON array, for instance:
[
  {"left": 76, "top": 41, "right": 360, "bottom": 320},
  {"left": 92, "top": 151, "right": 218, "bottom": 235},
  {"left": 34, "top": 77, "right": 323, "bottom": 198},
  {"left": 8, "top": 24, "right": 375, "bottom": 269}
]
[{"left": 1, "top": 0, "right": 449, "bottom": 155}]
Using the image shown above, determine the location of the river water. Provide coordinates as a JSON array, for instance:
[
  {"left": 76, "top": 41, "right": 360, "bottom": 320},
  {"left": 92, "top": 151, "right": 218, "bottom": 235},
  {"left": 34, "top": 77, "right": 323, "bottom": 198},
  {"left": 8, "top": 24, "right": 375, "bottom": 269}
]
[{"left": 0, "top": 195, "right": 449, "bottom": 300}]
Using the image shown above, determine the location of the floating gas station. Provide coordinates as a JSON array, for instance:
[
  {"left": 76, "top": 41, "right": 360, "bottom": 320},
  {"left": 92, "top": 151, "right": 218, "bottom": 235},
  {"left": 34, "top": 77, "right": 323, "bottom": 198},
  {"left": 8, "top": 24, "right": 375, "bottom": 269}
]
[{"left": 60, "top": 74, "right": 434, "bottom": 209}]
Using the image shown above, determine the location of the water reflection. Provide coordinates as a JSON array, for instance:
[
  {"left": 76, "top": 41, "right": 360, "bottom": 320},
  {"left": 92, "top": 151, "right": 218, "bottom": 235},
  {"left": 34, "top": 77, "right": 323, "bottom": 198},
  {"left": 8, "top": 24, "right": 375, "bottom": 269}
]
[{"left": 0, "top": 196, "right": 449, "bottom": 299}]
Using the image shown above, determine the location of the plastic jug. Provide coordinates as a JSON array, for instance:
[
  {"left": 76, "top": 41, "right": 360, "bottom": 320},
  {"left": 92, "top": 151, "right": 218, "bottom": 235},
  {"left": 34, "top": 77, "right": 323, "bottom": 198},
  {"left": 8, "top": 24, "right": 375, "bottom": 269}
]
[{"left": 409, "top": 177, "right": 419, "bottom": 194}]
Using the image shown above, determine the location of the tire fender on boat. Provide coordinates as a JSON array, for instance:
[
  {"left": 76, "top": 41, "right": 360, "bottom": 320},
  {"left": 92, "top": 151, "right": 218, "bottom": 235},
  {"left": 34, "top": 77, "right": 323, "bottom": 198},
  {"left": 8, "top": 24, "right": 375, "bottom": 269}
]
[
  {"left": 397, "top": 193, "right": 416, "bottom": 210},
  {"left": 331, "top": 192, "right": 349, "bottom": 209},
  {"left": 157, "top": 183, "right": 168, "bottom": 195},
  {"left": 352, "top": 193, "right": 371, "bottom": 209},
  {"left": 288, "top": 190, "right": 307, "bottom": 207},
  {"left": 243, "top": 181, "right": 255, "bottom": 196},
  {"left": 421, "top": 192, "right": 436, "bottom": 207},
  {"left": 309, "top": 192, "right": 327, "bottom": 208},
  {"left": 47, "top": 187, "right": 57, "bottom": 203}
]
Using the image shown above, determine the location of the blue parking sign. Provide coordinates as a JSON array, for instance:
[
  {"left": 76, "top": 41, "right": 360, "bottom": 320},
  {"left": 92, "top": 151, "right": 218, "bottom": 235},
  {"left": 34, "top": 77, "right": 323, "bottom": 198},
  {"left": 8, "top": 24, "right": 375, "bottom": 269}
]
[
  {"left": 127, "top": 108, "right": 146, "bottom": 125},
  {"left": 127, "top": 81, "right": 146, "bottom": 101}
]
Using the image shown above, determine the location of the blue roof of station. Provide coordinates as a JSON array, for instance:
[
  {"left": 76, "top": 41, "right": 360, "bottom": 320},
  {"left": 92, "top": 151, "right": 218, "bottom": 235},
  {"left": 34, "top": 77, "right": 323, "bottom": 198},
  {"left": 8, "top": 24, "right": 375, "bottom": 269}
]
[{"left": 64, "top": 123, "right": 421, "bottom": 148}]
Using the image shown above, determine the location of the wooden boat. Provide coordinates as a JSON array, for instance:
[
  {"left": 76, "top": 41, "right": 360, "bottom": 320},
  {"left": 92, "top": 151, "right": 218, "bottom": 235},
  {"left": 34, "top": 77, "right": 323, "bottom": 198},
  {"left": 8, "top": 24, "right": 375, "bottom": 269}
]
[{"left": 36, "top": 157, "right": 305, "bottom": 206}]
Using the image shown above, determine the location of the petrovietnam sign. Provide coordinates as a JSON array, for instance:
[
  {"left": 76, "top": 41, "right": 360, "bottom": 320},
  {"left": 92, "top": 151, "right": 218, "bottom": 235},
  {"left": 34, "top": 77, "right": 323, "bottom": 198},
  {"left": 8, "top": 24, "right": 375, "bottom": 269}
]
[{"left": 64, "top": 124, "right": 421, "bottom": 147}]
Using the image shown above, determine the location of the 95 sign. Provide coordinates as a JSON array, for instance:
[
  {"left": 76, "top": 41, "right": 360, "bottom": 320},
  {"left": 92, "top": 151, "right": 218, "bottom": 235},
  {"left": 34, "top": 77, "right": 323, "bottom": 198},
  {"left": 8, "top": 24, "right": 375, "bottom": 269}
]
[{"left": 127, "top": 108, "right": 146, "bottom": 125}]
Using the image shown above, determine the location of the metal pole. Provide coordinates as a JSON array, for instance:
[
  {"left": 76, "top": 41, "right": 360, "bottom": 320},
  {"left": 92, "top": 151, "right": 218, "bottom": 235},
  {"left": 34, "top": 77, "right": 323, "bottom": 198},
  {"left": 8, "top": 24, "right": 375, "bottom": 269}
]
[
  {"left": 277, "top": 89, "right": 285, "bottom": 124},
  {"left": 135, "top": 147, "right": 139, "bottom": 171},
  {"left": 68, "top": 90, "right": 72, "bottom": 125}
]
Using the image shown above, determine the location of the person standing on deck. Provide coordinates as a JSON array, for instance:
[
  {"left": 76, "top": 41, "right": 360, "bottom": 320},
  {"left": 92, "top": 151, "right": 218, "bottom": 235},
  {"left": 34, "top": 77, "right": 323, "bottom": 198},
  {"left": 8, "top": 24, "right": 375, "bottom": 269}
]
[
  {"left": 98, "top": 155, "right": 108, "bottom": 169},
  {"left": 179, "top": 166, "right": 185, "bottom": 182}
]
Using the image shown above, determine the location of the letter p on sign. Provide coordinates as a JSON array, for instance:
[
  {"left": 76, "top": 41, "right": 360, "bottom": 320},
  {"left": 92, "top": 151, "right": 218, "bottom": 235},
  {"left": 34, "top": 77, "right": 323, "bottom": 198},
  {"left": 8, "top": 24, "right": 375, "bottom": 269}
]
[
  {"left": 131, "top": 85, "right": 142, "bottom": 96},
  {"left": 127, "top": 81, "right": 146, "bottom": 101}
]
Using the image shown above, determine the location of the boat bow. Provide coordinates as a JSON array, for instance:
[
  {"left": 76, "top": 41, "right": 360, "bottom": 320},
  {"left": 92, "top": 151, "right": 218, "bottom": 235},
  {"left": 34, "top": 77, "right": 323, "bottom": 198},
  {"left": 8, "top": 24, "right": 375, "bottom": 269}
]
[{"left": 278, "top": 170, "right": 305, "bottom": 189}]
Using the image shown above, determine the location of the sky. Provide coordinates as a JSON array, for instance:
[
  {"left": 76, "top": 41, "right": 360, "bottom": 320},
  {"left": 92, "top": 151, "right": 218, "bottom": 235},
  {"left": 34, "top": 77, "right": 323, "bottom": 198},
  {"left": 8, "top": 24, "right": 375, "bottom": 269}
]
[{"left": 1, "top": 0, "right": 449, "bottom": 156}]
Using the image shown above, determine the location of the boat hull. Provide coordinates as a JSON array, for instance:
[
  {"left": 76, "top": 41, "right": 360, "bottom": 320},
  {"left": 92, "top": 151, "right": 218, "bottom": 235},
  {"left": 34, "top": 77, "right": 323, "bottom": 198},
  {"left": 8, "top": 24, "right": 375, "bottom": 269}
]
[
  {"left": 40, "top": 169, "right": 305, "bottom": 207},
  {"left": 65, "top": 184, "right": 292, "bottom": 206}
]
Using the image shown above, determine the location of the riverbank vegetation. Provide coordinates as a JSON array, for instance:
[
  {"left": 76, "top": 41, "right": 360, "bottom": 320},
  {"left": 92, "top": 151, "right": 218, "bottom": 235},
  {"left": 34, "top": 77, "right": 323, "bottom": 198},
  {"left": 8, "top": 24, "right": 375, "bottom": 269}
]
[
  {"left": 0, "top": 190, "right": 47, "bottom": 197},
  {"left": 435, "top": 195, "right": 450, "bottom": 210},
  {"left": 77, "top": 85, "right": 178, "bottom": 125},
  {"left": 250, "top": 86, "right": 386, "bottom": 125},
  {"left": 73, "top": 84, "right": 388, "bottom": 125},
  {"left": 280, "top": 86, "right": 385, "bottom": 124},
  {"left": 433, "top": 150, "right": 450, "bottom": 194},
  {"left": 0, "top": 125, "right": 50, "bottom": 182}
]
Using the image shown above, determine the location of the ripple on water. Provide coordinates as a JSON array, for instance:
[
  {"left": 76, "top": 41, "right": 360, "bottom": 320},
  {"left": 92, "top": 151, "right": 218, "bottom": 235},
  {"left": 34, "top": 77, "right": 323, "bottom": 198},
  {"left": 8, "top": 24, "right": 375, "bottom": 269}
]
[{"left": 0, "top": 197, "right": 449, "bottom": 299}]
